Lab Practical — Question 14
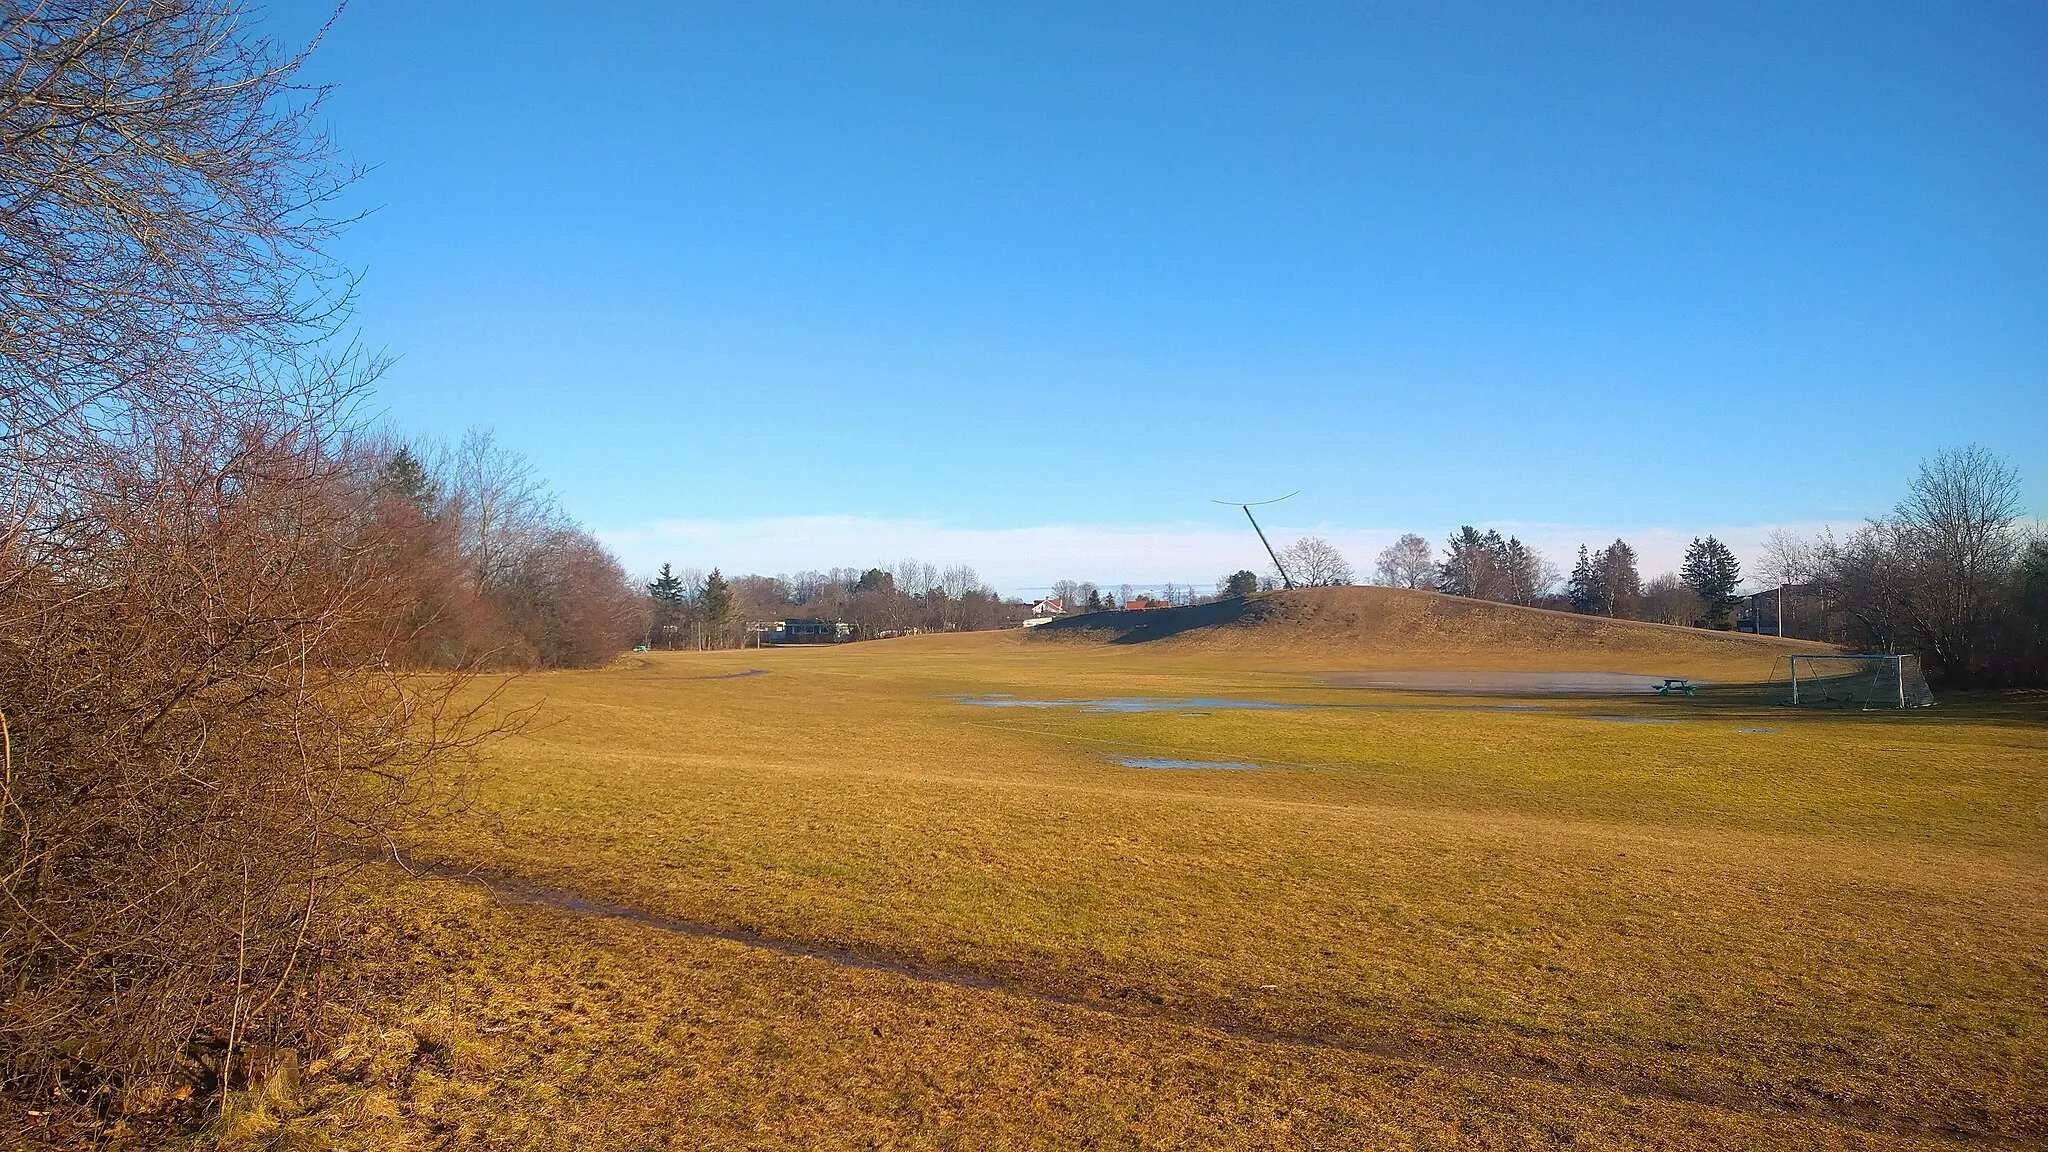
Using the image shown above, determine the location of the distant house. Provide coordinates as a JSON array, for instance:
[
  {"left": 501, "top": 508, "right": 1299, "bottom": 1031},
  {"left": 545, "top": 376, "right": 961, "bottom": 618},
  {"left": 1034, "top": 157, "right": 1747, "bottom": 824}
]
[
  {"left": 1021, "top": 596, "right": 1065, "bottom": 629},
  {"left": 1736, "top": 583, "right": 1830, "bottom": 641},
  {"left": 766, "top": 618, "right": 855, "bottom": 644},
  {"left": 1125, "top": 595, "right": 1169, "bottom": 610}
]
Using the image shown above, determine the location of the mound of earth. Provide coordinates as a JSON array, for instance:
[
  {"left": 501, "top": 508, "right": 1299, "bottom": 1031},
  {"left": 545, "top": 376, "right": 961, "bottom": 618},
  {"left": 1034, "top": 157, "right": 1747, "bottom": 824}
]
[{"left": 1031, "top": 586, "right": 1833, "bottom": 679}]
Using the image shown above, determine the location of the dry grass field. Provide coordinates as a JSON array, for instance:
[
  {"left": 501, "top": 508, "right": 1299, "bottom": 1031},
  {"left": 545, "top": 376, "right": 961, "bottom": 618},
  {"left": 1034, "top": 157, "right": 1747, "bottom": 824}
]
[{"left": 232, "top": 589, "right": 2046, "bottom": 1150}]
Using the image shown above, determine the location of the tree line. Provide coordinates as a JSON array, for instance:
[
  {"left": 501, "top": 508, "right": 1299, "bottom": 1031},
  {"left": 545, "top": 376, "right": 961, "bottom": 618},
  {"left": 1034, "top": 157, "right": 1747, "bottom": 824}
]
[
  {"left": 369, "top": 431, "right": 647, "bottom": 669},
  {"left": 1361, "top": 448, "right": 2045, "bottom": 684},
  {"left": 644, "top": 559, "right": 1016, "bottom": 647},
  {"left": 1167, "top": 446, "right": 2046, "bottom": 687},
  {"left": 1368, "top": 527, "right": 1744, "bottom": 625}
]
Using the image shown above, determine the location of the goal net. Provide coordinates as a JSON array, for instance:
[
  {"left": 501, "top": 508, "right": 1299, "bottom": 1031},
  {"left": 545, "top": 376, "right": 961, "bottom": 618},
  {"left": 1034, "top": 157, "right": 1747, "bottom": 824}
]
[{"left": 1765, "top": 655, "right": 1934, "bottom": 709}]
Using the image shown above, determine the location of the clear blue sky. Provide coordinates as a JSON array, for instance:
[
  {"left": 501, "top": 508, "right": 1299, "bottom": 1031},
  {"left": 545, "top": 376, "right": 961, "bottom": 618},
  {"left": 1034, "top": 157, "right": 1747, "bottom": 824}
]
[{"left": 280, "top": 2, "right": 2047, "bottom": 588}]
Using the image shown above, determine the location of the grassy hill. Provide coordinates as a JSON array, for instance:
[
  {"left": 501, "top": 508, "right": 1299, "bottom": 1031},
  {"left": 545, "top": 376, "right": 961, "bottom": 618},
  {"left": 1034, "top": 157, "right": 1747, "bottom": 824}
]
[{"left": 1033, "top": 585, "right": 1834, "bottom": 680}]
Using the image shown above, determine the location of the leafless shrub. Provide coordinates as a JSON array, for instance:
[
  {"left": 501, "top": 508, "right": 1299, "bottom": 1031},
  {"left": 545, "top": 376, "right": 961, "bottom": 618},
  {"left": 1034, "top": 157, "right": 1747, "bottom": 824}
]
[
  {"left": 0, "top": 0, "right": 530, "bottom": 1115},
  {"left": 0, "top": 388, "right": 501, "bottom": 1109}
]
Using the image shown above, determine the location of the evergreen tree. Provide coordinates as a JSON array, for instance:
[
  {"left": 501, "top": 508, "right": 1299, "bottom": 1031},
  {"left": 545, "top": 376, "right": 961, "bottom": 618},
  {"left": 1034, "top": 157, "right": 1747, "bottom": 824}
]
[
  {"left": 1567, "top": 545, "right": 1604, "bottom": 614},
  {"left": 700, "top": 568, "right": 733, "bottom": 646},
  {"left": 1223, "top": 570, "right": 1260, "bottom": 598},
  {"left": 2019, "top": 539, "right": 2048, "bottom": 646},
  {"left": 1438, "top": 527, "right": 1492, "bottom": 598},
  {"left": 646, "top": 563, "right": 686, "bottom": 649},
  {"left": 376, "top": 446, "right": 437, "bottom": 514},
  {"left": 1681, "top": 536, "right": 1743, "bottom": 627},
  {"left": 1595, "top": 539, "right": 1643, "bottom": 618},
  {"left": 1085, "top": 589, "right": 1103, "bottom": 611}
]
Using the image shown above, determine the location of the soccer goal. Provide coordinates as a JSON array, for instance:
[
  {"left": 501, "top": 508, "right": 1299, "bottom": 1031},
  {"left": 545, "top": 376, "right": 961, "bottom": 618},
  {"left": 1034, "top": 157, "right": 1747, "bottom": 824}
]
[{"left": 1765, "top": 655, "right": 1934, "bottom": 709}]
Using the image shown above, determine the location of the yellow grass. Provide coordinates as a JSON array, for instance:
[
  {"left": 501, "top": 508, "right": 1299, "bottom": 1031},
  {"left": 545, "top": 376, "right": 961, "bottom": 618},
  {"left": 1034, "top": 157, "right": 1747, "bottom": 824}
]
[{"left": 264, "top": 591, "right": 2046, "bottom": 1150}]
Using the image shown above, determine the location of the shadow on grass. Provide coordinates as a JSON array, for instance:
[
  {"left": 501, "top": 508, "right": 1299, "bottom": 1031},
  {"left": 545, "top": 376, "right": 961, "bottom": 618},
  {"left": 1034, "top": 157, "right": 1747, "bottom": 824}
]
[{"left": 1034, "top": 598, "right": 1268, "bottom": 644}]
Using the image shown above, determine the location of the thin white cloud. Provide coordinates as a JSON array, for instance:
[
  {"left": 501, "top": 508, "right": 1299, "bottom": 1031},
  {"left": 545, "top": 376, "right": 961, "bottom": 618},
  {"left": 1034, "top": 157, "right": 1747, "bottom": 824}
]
[{"left": 597, "top": 514, "right": 1859, "bottom": 596}]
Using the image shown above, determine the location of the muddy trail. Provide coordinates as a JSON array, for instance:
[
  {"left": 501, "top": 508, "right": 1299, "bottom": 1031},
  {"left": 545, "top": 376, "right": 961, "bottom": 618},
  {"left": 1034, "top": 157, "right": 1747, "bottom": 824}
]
[{"left": 373, "top": 852, "right": 2026, "bottom": 1149}]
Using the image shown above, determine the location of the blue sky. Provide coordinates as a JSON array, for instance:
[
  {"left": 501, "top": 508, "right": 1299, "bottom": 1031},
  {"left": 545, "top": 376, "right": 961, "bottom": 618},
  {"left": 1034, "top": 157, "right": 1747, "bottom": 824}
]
[{"left": 282, "top": 2, "right": 2046, "bottom": 591}]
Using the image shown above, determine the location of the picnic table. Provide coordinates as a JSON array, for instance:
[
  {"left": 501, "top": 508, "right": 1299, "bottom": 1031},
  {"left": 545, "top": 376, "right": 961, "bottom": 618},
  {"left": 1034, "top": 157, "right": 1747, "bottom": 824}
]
[{"left": 1654, "top": 677, "right": 1695, "bottom": 696}]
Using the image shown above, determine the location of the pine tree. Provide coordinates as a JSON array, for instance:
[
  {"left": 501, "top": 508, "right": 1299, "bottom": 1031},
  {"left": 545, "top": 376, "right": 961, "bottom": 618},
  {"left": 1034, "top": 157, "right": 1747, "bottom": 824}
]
[
  {"left": 646, "top": 563, "right": 686, "bottom": 649},
  {"left": 1223, "top": 570, "right": 1260, "bottom": 598},
  {"left": 1438, "top": 527, "right": 1497, "bottom": 598},
  {"left": 700, "top": 568, "right": 732, "bottom": 647},
  {"left": 1567, "top": 545, "right": 1604, "bottom": 614},
  {"left": 376, "top": 446, "right": 436, "bottom": 514},
  {"left": 1681, "top": 536, "right": 1743, "bottom": 628}
]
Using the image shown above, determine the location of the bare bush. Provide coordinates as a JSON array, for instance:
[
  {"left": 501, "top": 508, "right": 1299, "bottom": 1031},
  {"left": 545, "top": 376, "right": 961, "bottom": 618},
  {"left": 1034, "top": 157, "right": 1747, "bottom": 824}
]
[
  {"left": 0, "top": 0, "right": 526, "bottom": 1113},
  {"left": 0, "top": 395, "right": 497, "bottom": 1108}
]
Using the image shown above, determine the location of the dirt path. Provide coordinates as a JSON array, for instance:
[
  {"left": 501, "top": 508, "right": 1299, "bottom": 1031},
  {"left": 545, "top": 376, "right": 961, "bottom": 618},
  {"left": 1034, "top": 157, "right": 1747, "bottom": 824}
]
[{"left": 378, "top": 853, "right": 2021, "bottom": 1149}]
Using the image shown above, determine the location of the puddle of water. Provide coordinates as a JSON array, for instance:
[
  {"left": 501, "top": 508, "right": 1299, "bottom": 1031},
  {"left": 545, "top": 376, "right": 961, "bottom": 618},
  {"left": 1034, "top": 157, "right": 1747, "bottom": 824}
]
[
  {"left": 1584, "top": 715, "right": 1680, "bottom": 725},
  {"left": 695, "top": 669, "right": 771, "bottom": 680},
  {"left": 1734, "top": 727, "right": 1781, "bottom": 734},
  {"left": 1119, "top": 757, "right": 1262, "bottom": 771}
]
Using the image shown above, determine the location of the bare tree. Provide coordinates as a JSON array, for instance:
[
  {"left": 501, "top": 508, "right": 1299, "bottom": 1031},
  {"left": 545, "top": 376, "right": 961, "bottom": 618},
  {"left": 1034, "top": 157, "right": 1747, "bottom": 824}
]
[
  {"left": 1820, "top": 521, "right": 1921, "bottom": 657},
  {"left": 1895, "top": 446, "right": 2022, "bottom": 676},
  {"left": 441, "top": 428, "right": 555, "bottom": 597},
  {"left": 1437, "top": 527, "right": 1505, "bottom": 599},
  {"left": 940, "top": 563, "right": 982, "bottom": 601},
  {"left": 1594, "top": 539, "right": 1644, "bottom": 619},
  {"left": 2, "top": 0, "right": 357, "bottom": 484},
  {"left": 1642, "top": 573, "right": 1705, "bottom": 626},
  {"left": 1278, "top": 536, "right": 1354, "bottom": 587},
  {"left": 1374, "top": 533, "right": 1436, "bottom": 589},
  {"left": 1500, "top": 537, "right": 1557, "bottom": 606},
  {"left": 1759, "top": 528, "right": 1819, "bottom": 588},
  {"left": 895, "top": 558, "right": 940, "bottom": 598}
]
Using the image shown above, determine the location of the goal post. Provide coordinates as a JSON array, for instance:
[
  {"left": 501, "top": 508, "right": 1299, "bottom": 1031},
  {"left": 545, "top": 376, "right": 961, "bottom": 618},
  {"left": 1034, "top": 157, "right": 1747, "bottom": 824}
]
[{"left": 1767, "top": 655, "right": 1934, "bottom": 709}]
